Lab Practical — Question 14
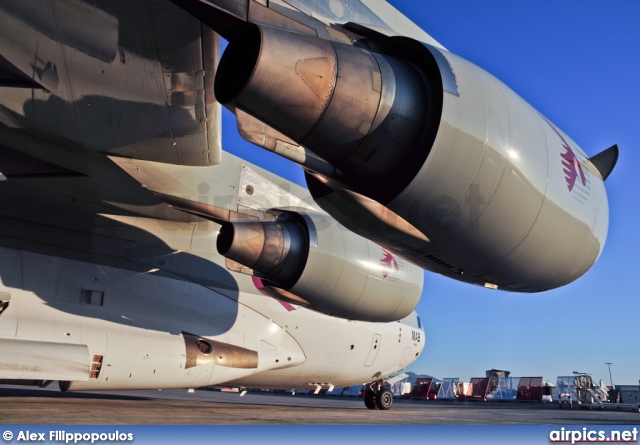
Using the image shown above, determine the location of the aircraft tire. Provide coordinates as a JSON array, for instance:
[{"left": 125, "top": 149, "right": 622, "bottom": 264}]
[
  {"left": 364, "top": 390, "right": 378, "bottom": 409},
  {"left": 376, "top": 389, "right": 393, "bottom": 410}
]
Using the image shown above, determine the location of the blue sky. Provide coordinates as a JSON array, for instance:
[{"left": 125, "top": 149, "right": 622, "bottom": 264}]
[{"left": 222, "top": 1, "right": 640, "bottom": 386}]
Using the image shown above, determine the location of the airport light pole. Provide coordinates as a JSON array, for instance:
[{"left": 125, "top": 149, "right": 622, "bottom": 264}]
[{"left": 605, "top": 362, "right": 614, "bottom": 388}]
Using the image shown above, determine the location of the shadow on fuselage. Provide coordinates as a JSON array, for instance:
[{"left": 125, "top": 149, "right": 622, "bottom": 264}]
[{"left": 0, "top": 175, "right": 240, "bottom": 337}]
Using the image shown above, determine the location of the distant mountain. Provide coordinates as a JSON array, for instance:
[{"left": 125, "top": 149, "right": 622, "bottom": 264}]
[{"left": 402, "top": 372, "right": 441, "bottom": 384}]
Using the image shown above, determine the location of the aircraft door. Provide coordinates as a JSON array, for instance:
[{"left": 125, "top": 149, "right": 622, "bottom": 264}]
[
  {"left": 399, "top": 347, "right": 412, "bottom": 368},
  {"left": 364, "top": 334, "right": 381, "bottom": 367}
]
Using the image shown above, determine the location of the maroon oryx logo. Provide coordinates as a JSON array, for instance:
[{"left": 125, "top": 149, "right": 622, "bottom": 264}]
[
  {"left": 380, "top": 249, "right": 399, "bottom": 278},
  {"left": 543, "top": 116, "right": 587, "bottom": 192}
]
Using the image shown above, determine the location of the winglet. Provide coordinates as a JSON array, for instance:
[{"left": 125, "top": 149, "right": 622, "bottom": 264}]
[{"left": 588, "top": 144, "right": 618, "bottom": 181}]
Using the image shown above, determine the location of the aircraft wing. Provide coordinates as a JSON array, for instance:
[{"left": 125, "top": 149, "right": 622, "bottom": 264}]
[
  {"left": 0, "top": 0, "right": 617, "bottom": 397},
  {"left": 0, "top": 0, "right": 439, "bottom": 394},
  {"left": 0, "top": 1, "right": 221, "bottom": 167},
  {"left": 267, "top": 0, "right": 446, "bottom": 49},
  {"left": 0, "top": 0, "right": 232, "bottom": 258},
  {"left": 171, "top": 0, "right": 614, "bottom": 293},
  {"left": 0, "top": 0, "right": 615, "bottom": 298}
]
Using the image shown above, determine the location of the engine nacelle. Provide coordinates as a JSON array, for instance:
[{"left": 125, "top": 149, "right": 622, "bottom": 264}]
[
  {"left": 375, "top": 39, "right": 611, "bottom": 292},
  {"left": 215, "top": 24, "right": 614, "bottom": 292},
  {"left": 215, "top": 24, "right": 439, "bottom": 202},
  {"left": 217, "top": 212, "right": 423, "bottom": 322}
]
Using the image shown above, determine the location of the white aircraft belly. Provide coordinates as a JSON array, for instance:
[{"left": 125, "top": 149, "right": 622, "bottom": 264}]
[{"left": 0, "top": 243, "right": 422, "bottom": 390}]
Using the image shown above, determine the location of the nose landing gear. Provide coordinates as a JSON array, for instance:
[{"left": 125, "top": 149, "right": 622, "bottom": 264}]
[{"left": 364, "top": 380, "right": 393, "bottom": 410}]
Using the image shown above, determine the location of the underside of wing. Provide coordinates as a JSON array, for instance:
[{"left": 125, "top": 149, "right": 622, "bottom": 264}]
[{"left": 0, "top": 0, "right": 221, "bottom": 167}]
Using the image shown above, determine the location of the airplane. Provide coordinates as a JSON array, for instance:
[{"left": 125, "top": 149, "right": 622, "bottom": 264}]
[{"left": 0, "top": 0, "right": 616, "bottom": 411}]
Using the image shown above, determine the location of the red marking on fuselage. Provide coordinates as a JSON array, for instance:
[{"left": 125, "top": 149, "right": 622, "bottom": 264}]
[
  {"left": 252, "top": 276, "right": 269, "bottom": 295},
  {"left": 251, "top": 277, "right": 296, "bottom": 312},
  {"left": 277, "top": 301, "right": 296, "bottom": 312}
]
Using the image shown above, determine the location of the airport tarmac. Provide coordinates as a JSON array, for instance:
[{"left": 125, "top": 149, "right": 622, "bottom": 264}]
[{"left": 1, "top": 385, "right": 638, "bottom": 425}]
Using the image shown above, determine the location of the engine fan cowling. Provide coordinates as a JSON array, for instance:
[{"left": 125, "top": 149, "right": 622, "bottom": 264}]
[
  {"left": 217, "top": 212, "right": 423, "bottom": 322},
  {"left": 380, "top": 45, "right": 609, "bottom": 291}
]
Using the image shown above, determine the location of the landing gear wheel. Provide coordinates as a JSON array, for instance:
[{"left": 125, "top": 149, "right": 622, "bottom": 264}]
[
  {"left": 363, "top": 380, "right": 393, "bottom": 410},
  {"left": 376, "top": 389, "right": 393, "bottom": 410},
  {"left": 364, "top": 390, "right": 378, "bottom": 409}
]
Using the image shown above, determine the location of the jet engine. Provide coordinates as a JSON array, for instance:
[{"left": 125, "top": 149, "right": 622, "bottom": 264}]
[
  {"left": 215, "top": 24, "right": 437, "bottom": 203},
  {"left": 215, "top": 23, "right": 617, "bottom": 292},
  {"left": 216, "top": 212, "right": 423, "bottom": 322}
]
